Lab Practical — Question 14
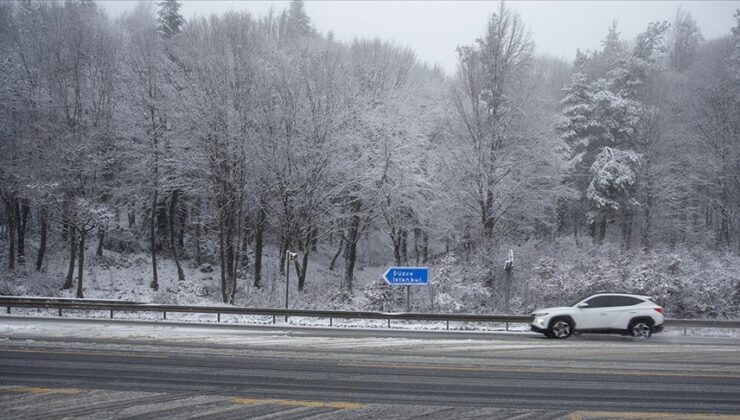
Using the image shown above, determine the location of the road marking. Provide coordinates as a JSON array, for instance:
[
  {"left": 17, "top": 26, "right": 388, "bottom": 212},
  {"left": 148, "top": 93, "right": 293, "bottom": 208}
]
[
  {"left": 569, "top": 411, "right": 740, "bottom": 420},
  {"left": 0, "top": 386, "right": 83, "bottom": 395},
  {"left": 0, "top": 348, "right": 167, "bottom": 359},
  {"left": 339, "top": 361, "right": 740, "bottom": 379},
  {"left": 230, "top": 397, "right": 364, "bottom": 410}
]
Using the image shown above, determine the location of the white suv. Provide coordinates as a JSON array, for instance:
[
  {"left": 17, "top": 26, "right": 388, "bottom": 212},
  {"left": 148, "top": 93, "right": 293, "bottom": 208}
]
[{"left": 530, "top": 293, "right": 664, "bottom": 339}]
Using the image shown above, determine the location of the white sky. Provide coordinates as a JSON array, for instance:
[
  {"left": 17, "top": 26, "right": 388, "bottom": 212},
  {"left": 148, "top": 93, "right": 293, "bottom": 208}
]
[{"left": 98, "top": 1, "right": 738, "bottom": 75}]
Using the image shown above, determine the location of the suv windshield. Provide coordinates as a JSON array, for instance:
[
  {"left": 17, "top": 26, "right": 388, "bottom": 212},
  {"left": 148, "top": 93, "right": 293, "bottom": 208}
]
[{"left": 568, "top": 294, "right": 591, "bottom": 307}]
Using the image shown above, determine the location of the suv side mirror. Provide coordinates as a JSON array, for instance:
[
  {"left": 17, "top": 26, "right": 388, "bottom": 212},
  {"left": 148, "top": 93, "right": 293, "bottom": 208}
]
[{"left": 577, "top": 303, "right": 589, "bottom": 308}]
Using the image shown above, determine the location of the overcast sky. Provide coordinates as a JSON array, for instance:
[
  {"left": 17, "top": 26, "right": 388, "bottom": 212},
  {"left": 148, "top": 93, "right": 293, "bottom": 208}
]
[{"left": 99, "top": 1, "right": 738, "bottom": 75}]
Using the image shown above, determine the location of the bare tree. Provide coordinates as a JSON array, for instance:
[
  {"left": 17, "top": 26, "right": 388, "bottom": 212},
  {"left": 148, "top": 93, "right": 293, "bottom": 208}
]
[
  {"left": 121, "top": 3, "right": 171, "bottom": 290},
  {"left": 447, "top": 2, "right": 535, "bottom": 255}
]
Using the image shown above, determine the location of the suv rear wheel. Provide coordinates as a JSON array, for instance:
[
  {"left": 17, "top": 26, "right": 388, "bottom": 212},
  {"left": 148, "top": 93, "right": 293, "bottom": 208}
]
[
  {"left": 549, "top": 318, "right": 573, "bottom": 339},
  {"left": 629, "top": 319, "right": 653, "bottom": 339}
]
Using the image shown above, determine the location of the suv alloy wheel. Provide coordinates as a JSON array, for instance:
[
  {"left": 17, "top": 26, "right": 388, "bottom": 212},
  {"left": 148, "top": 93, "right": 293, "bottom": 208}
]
[{"left": 550, "top": 318, "right": 573, "bottom": 339}]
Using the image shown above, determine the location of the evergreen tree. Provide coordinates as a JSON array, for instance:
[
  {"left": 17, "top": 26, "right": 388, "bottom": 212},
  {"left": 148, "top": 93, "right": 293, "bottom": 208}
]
[
  {"left": 286, "top": 0, "right": 314, "bottom": 39},
  {"left": 157, "top": 0, "right": 184, "bottom": 38},
  {"left": 601, "top": 21, "right": 624, "bottom": 60},
  {"left": 556, "top": 22, "right": 668, "bottom": 245}
]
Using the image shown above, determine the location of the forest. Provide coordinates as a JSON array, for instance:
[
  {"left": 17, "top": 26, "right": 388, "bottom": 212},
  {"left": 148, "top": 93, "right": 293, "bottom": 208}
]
[{"left": 1, "top": 1, "right": 739, "bottom": 319}]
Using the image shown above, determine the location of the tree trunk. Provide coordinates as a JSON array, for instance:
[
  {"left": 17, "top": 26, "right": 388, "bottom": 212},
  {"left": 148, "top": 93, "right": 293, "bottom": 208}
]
[
  {"left": 16, "top": 199, "right": 29, "bottom": 264},
  {"left": 392, "top": 231, "right": 402, "bottom": 266},
  {"left": 279, "top": 233, "right": 291, "bottom": 275},
  {"left": 483, "top": 190, "right": 494, "bottom": 238},
  {"left": 253, "top": 206, "right": 265, "bottom": 288},
  {"left": 96, "top": 228, "right": 104, "bottom": 257},
  {"left": 241, "top": 217, "right": 250, "bottom": 271},
  {"left": 178, "top": 204, "right": 185, "bottom": 249},
  {"left": 149, "top": 191, "right": 159, "bottom": 291},
  {"left": 36, "top": 206, "right": 48, "bottom": 271},
  {"left": 297, "top": 228, "right": 313, "bottom": 292},
  {"left": 621, "top": 208, "right": 633, "bottom": 249},
  {"left": 220, "top": 210, "right": 237, "bottom": 304},
  {"left": 329, "top": 234, "right": 344, "bottom": 271},
  {"left": 61, "top": 214, "right": 69, "bottom": 242},
  {"left": 168, "top": 190, "right": 185, "bottom": 281},
  {"left": 413, "top": 227, "right": 421, "bottom": 265},
  {"left": 310, "top": 223, "right": 318, "bottom": 252},
  {"left": 642, "top": 192, "right": 653, "bottom": 251},
  {"left": 76, "top": 232, "right": 85, "bottom": 298},
  {"left": 343, "top": 199, "right": 362, "bottom": 292},
  {"left": 219, "top": 219, "right": 226, "bottom": 303},
  {"left": 6, "top": 197, "right": 16, "bottom": 270},
  {"left": 400, "top": 229, "right": 408, "bottom": 265},
  {"left": 128, "top": 200, "right": 136, "bottom": 228},
  {"left": 225, "top": 236, "right": 236, "bottom": 303},
  {"left": 63, "top": 227, "right": 76, "bottom": 289},
  {"left": 597, "top": 212, "right": 607, "bottom": 244},
  {"left": 421, "top": 230, "right": 428, "bottom": 264},
  {"left": 193, "top": 201, "right": 202, "bottom": 266},
  {"left": 226, "top": 199, "right": 242, "bottom": 303}
]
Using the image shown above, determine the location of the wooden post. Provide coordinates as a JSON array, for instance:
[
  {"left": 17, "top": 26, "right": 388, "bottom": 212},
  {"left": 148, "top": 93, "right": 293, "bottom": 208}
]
[{"left": 504, "top": 249, "right": 514, "bottom": 313}]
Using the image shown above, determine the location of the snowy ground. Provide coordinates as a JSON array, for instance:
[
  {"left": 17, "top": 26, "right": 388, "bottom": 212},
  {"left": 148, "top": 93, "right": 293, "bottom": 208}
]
[
  {"left": 2, "top": 232, "right": 739, "bottom": 323},
  {"left": 0, "top": 241, "right": 387, "bottom": 311}
]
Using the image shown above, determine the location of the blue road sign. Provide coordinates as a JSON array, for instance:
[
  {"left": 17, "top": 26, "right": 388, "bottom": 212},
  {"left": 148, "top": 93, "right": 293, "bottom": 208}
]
[{"left": 383, "top": 267, "right": 429, "bottom": 285}]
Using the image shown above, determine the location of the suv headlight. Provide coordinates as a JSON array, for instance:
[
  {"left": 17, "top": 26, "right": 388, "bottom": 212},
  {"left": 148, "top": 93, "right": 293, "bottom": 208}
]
[{"left": 532, "top": 312, "right": 548, "bottom": 317}]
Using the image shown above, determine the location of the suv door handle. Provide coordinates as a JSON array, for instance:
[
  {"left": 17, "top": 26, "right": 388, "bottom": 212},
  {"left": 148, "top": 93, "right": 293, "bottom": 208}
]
[{"left": 599, "top": 312, "right": 607, "bottom": 316}]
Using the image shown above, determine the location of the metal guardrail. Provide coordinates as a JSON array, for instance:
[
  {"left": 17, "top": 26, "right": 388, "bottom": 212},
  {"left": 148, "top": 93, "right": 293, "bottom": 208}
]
[
  {"left": 1, "top": 296, "right": 739, "bottom": 331},
  {"left": 663, "top": 318, "right": 740, "bottom": 328}
]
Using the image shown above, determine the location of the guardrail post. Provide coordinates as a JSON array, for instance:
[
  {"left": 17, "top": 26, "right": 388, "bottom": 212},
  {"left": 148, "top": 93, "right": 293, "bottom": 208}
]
[
  {"left": 330, "top": 317, "right": 333, "bottom": 327},
  {"left": 7, "top": 306, "right": 10, "bottom": 314},
  {"left": 387, "top": 319, "right": 391, "bottom": 328},
  {"left": 58, "top": 308, "right": 62, "bottom": 317},
  {"left": 446, "top": 320, "right": 449, "bottom": 331},
  {"left": 163, "top": 311, "right": 167, "bottom": 320},
  {"left": 217, "top": 313, "right": 220, "bottom": 323},
  {"left": 273, "top": 315, "right": 276, "bottom": 324},
  {"left": 110, "top": 309, "right": 113, "bottom": 319},
  {"left": 506, "top": 322, "right": 509, "bottom": 332}
]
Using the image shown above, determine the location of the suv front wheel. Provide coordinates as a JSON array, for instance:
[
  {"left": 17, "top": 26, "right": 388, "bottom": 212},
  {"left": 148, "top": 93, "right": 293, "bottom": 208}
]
[{"left": 549, "top": 318, "right": 573, "bottom": 339}]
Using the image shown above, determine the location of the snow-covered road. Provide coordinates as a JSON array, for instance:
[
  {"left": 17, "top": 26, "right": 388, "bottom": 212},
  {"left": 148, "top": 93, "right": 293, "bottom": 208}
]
[{"left": 1, "top": 316, "right": 740, "bottom": 419}]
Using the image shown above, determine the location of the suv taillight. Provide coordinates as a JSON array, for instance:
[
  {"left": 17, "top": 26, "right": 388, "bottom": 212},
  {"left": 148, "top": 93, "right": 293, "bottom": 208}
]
[{"left": 654, "top": 307, "right": 664, "bottom": 315}]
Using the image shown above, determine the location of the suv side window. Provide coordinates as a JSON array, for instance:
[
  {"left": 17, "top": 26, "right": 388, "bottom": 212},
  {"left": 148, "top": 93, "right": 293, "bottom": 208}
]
[
  {"left": 583, "top": 296, "right": 611, "bottom": 308},
  {"left": 610, "top": 296, "right": 644, "bottom": 307}
]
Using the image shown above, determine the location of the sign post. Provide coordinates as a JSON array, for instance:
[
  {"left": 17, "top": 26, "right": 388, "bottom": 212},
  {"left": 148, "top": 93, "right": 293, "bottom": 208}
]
[
  {"left": 382, "top": 267, "right": 429, "bottom": 312},
  {"left": 406, "top": 286, "right": 410, "bottom": 312}
]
